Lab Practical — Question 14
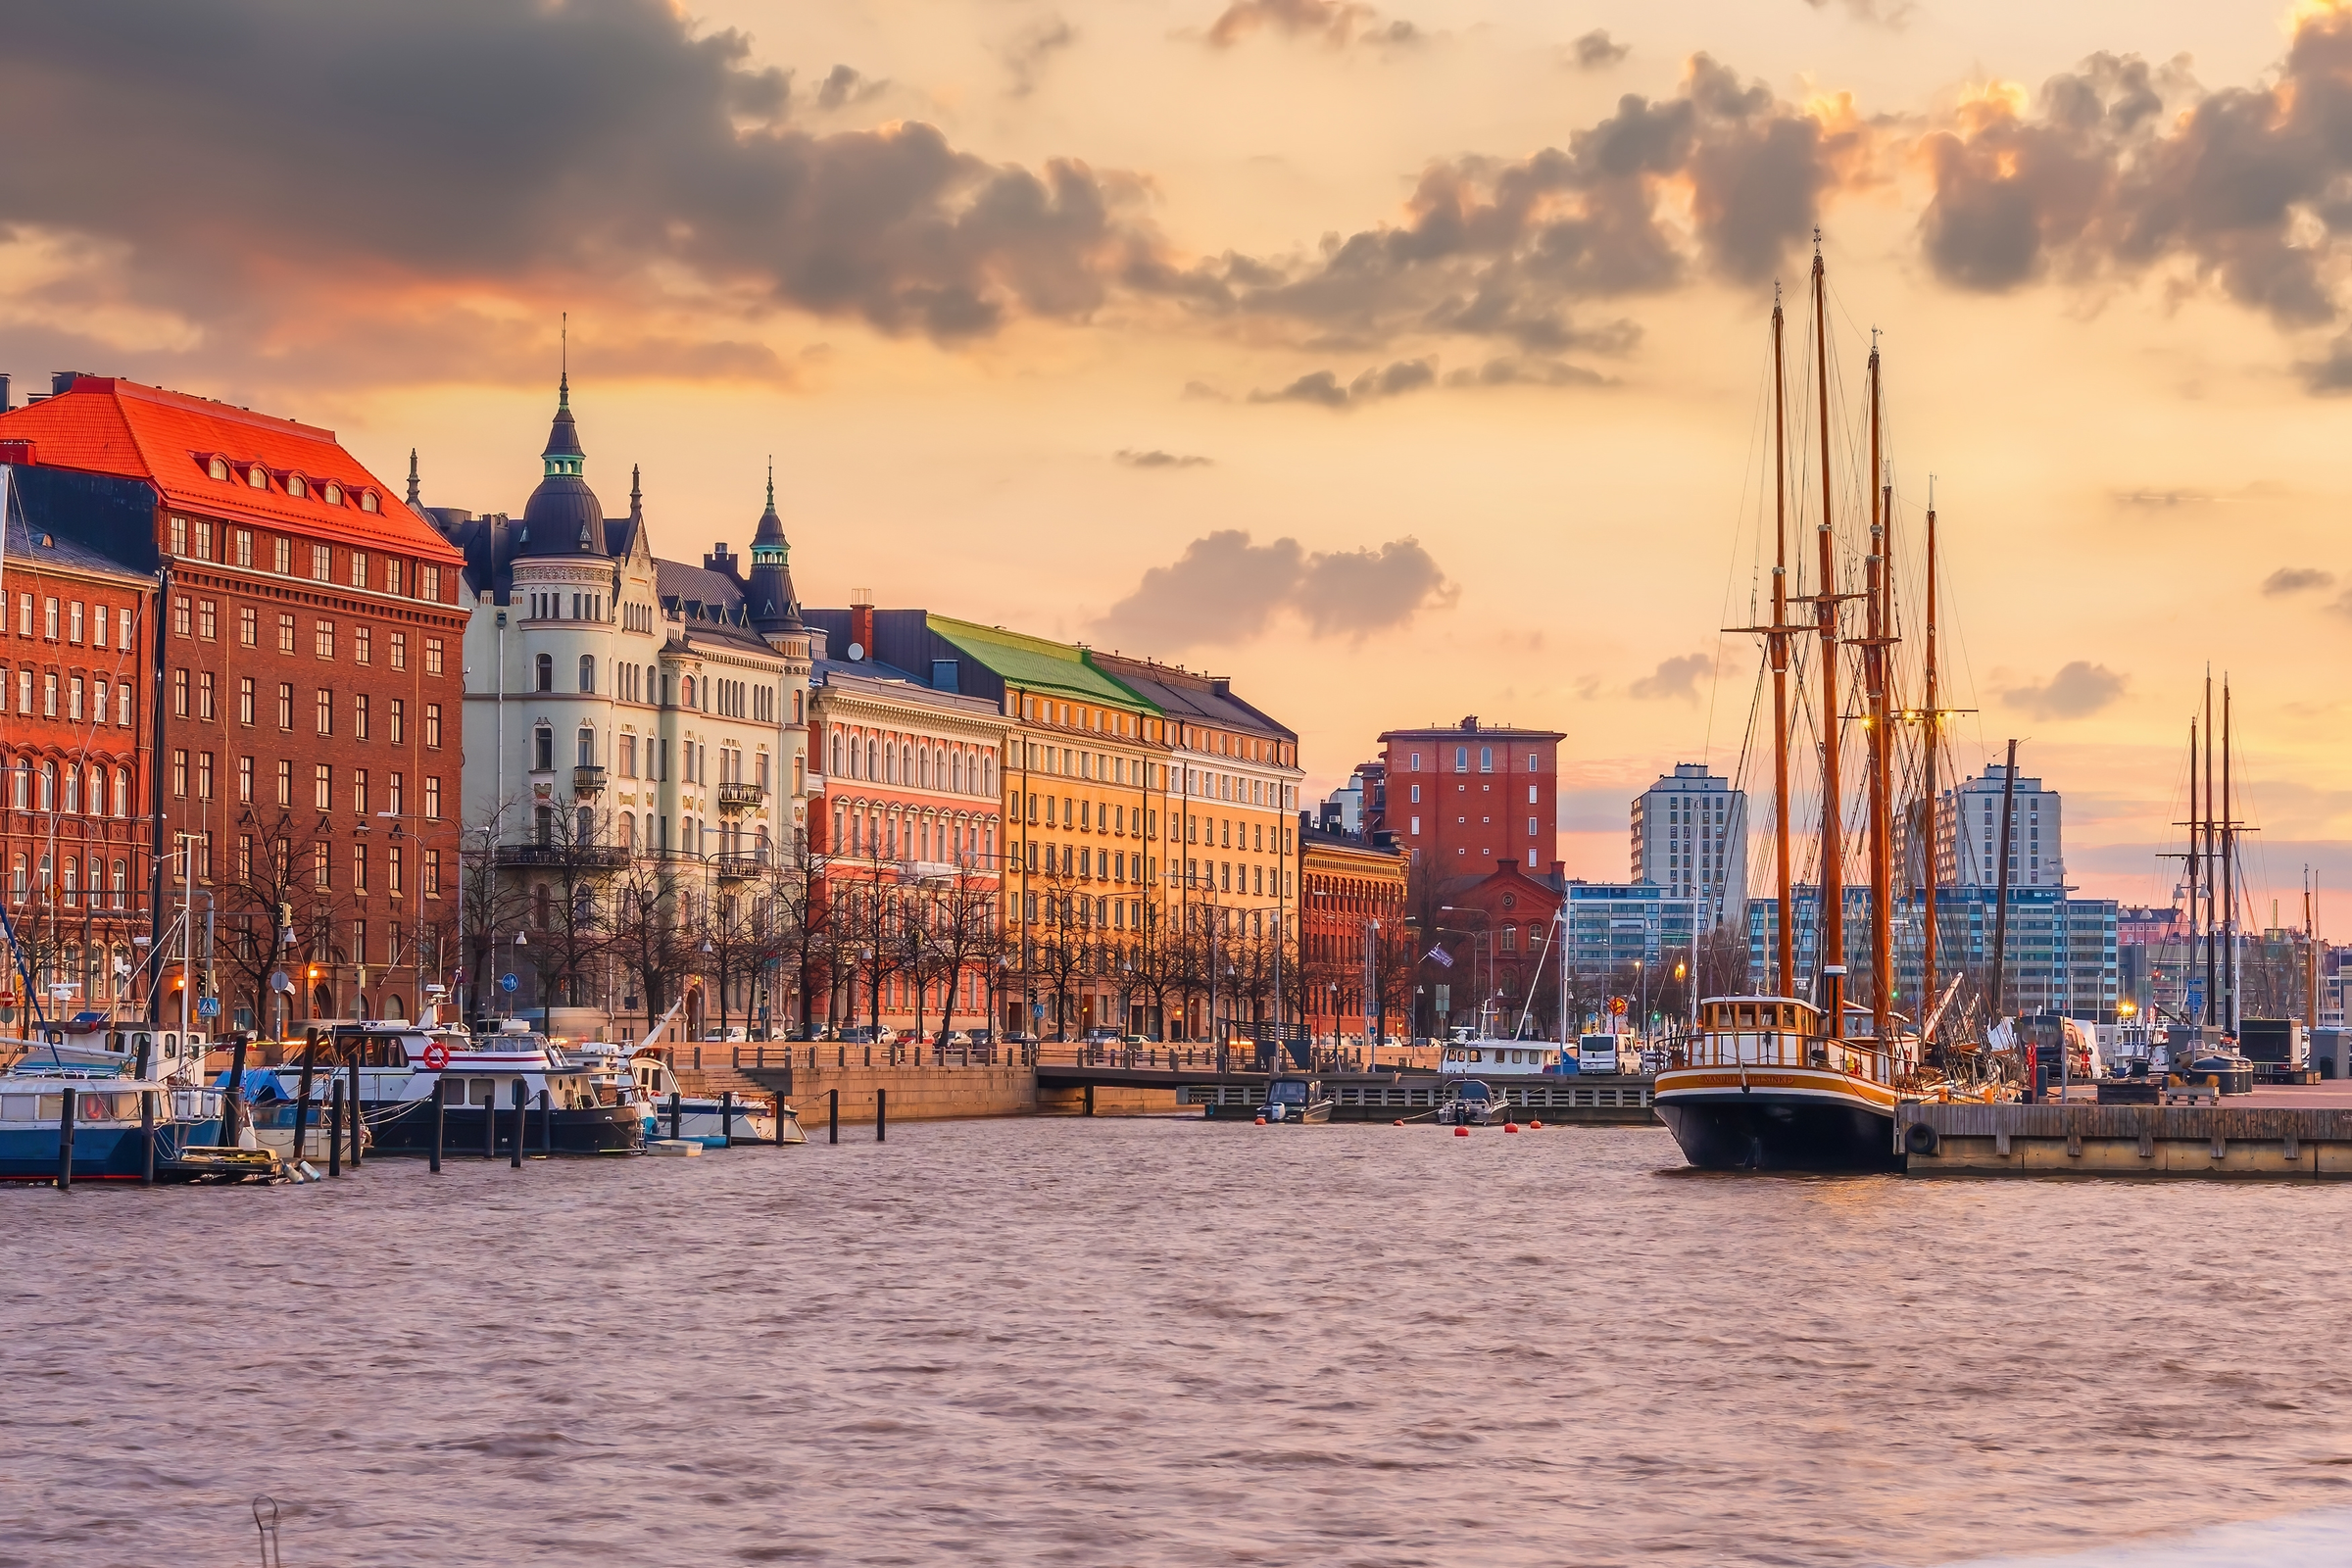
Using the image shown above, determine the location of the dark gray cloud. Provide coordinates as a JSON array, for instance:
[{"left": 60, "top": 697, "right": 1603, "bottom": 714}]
[
  {"left": 1802, "top": 0, "right": 1916, "bottom": 27},
  {"left": 1113, "top": 449, "right": 1213, "bottom": 467},
  {"left": 1630, "top": 653, "right": 1710, "bottom": 702},
  {"left": 1916, "top": 24, "right": 2352, "bottom": 334},
  {"left": 1004, "top": 17, "right": 1077, "bottom": 97},
  {"left": 1570, "top": 30, "right": 1628, "bottom": 71},
  {"left": 1092, "top": 528, "right": 1452, "bottom": 649},
  {"left": 1446, "top": 356, "right": 1608, "bottom": 386},
  {"left": 1248, "top": 358, "right": 1436, "bottom": 407},
  {"left": 813, "top": 64, "right": 888, "bottom": 111},
  {"left": 0, "top": 0, "right": 1162, "bottom": 365},
  {"left": 1999, "top": 661, "right": 2127, "bottom": 719},
  {"left": 2264, "top": 566, "right": 2335, "bottom": 595},
  {"left": 1205, "top": 0, "right": 1419, "bottom": 49}
]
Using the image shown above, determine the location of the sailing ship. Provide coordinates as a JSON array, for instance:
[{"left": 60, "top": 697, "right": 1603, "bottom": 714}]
[{"left": 1654, "top": 239, "right": 1979, "bottom": 1172}]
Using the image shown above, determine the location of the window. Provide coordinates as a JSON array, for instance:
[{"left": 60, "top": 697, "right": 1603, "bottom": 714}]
[
  {"left": 424, "top": 704, "right": 441, "bottom": 749},
  {"left": 352, "top": 769, "right": 368, "bottom": 815},
  {"left": 314, "top": 842, "right": 329, "bottom": 890},
  {"left": 354, "top": 625, "right": 370, "bottom": 665},
  {"left": 323, "top": 482, "right": 341, "bottom": 506},
  {"left": 316, "top": 687, "right": 332, "bottom": 735},
  {"left": 352, "top": 844, "right": 368, "bottom": 892},
  {"left": 1480, "top": 746, "right": 1493, "bottom": 772},
  {"left": 276, "top": 760, "right": 292, "bottom": 807},
  {"left": 424, "top": 848, "right": 441, "bottom": 898},
  {"left": 349, "top": 551, "right": 368, "bottom": 589},
  {"left": 386, "top": 773, "right": 403, "bottom": 816},
  {"left": 315, "top": 620, "right": 333, "bottom": 659},
  {"left": 578, "top": 655, "right": 594, "bottom": 694},
  {"left": 172, "top": 668, "right": 188, "bottom": 716},
  {"left": 197, "top": 671, "right": 215, "bottom": 720},
  {"left": 67, "top": 675, "right": 82, "bottom": 720},
  {"left": 577, "top": 725, "right": 595, "bottom": 766},
  {"left": 315, "top": 763, "right": 331, "bottom": 810},
  {"left": 172, "top": 750, "right": 187, "bottom": 798},
  {"left": 311, "top": 544, "right": 331, "bottom": 581},
  {"left": 92, "top": 605, "right": 107, "bottom": 647},
  {"left": 113, "top": 769, "right": 127, "bottom": 815},
  {"left": 389, "top": 632, "right": 406, "bottom": 670},
  {"left": 388, "top": 698, "right": 404, "bottom": 745},
  {"left": 360, "top": 491, "right": 378, "bottom": 514},
  {"left": 234, "top": 528, "right": 253, "bottom": 566},
  {"left": 238, "top": 756, "right": 254, "bottom": 803},
  {"left": 534, "top": 653, "right": 552, "bottom": 693},
  {"left": 354, "top": 693, "right": 369, "bottom": 741},
  {"left": 273, "top": 536, "right": 291, "bottom": 574},
  {"left": 208, "top": 457, "right": 228, "bottom": 482},
  {"left": 423, "top": 637, "right": 443, "bottom": 676},
  {"left": 248, "top": 465, "right": 269, "bottom": 489},
  {"left": 116, "top": 682, "right": 131, "bottom": 726},
  {"left": 197, "top": 599, "right": 216, "bottom": 640},
  {"left": 238, "top": 607, "right": 257, "bottom": 647},
  {"left": 620, "top": 734, "right": 636, "bottom": 777},
  {"left": 424, "top": 776, "right": 441, "bottom": 819},
  {"left": 277, "top": 613, "right": 295, "bottom": 654},
  {"left": 67, "top": 601, "right": 82, "bottom": 644},
  {"left": 385, "top": 559, "right": 403, "bottom": 596},
  {"left": 170, "top": 516, "right": 187, "bottom": 556},
  {"left": 196, "top": 520, "right": 215, "bottom": 560},
  {"left": 276, "top": 682, "right": 293, "bottom": 730},
  {"left": 533, "top": 725, "right": 553, "bottom": 772},
  {"left": 421, "top": 565, "right": 439, "bottom": 602},
  {"left": 197, "top": 752, "right": 214, "bottom": 801},
  {"left": 387, "top": 845, "right": 402, "bottom": 897},
  {"left": 172, "top": 596, "right": 188, "bottom": 636},
  {"left": 1453, "top": 747, "right": 1466, "bottom": 772}
]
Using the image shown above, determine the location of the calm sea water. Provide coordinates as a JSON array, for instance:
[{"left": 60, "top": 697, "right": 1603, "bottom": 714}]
[{"left": 6, "top": 1118, "right": 2352, "bottom": 1567}]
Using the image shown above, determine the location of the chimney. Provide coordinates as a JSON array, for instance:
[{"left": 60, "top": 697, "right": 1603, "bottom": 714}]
[
  {"left": 0, "top": 373, "right": 11, "bottom": 412},
  {"left": 703, "top": 540, "right": 739, "bottom": 578},
  {"left": 51, "top": 371, "right": 89, "bottom": 396},
  {"left": 849, "top": 588, "right": 874, "bottom": 661}
]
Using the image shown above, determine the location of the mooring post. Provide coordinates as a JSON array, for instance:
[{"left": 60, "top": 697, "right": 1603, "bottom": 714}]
[
  {"left": 1084, "top": 1083, "right": 1096, "bottom": 1118},
  {"left": 289, "top": 1039, "right": 317, "bottom": 1171},
  {"left": 668, "top": 1090, "right": 682, "bottom": 1143},
  {"left": 56, "top": 1083, "right": 75, "bottom": 1192},
  {"left": 348, "top": 1053, "right": 364, "bottom": 1168},
  {"left": 510, "top": 1079, "right": 525, "bottom": 1168},
  {"left": 829, "top": 1088, "right": 839, "bottom": 1145},
  {"left": 483, "top": 1077, "right": 497, "bottom": 1159},
  {"left": 538, "top": 1088, "right": 552, "bottom": 1155},
  {"left": 223, "top": 1036, "right": 250, "bottom": 1150},
  {"left": 134, "top": 1037, "right": 156, "bottom": 1186},
  {"left": 328, "top": 1080, "right": 343, "bottom": 1177},
  {"left": 428, "top": 1077, "right": 445, "bottom": 1174},
  {"left": 720, "top": 1090, "right": 734, "bottom": 1148},
  {"left": 775, "top": 1093, "right": 788, "bottom": 1147},
  {"left": 877, "top": 1087, "right": 887, "bottom": 1143}
]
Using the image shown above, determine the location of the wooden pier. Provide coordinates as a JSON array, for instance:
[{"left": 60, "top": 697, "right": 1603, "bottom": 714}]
[
  {"left": 1187, "top": 1073, "right": 1658, "bottom": 1125},
  {"left": 1899, "top": 1100, "right": 2352, "bottom": 1176}
]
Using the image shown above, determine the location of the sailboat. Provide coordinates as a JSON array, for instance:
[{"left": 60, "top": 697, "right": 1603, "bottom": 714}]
[{"left": 1653, "top": 239, "right": 1954, "bottom": 1172}]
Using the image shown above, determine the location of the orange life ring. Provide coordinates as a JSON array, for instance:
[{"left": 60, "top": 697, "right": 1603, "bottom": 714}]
[{"left": 421, "top": 1042, "right": 452, "bottom": 1071}]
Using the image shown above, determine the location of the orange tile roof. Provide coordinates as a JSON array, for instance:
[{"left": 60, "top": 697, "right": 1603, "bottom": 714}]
[{"left": 0, "top": 376, "right": 461, "bottom": 563}]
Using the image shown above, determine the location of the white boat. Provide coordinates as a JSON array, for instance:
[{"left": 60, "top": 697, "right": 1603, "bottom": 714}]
[
  {"left": 622, "top": 1048, "right": 800, "bottom": 1147},
  {"left": 1437, "top": 1024, "right": 1568, "bottom": 1078},
  {"left": 3, "top": 1022, "right": 213, "bottom": 1085}
]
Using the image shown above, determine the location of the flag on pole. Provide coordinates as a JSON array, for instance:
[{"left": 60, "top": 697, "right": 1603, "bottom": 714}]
[{"left": 1425, "top": 945, "right": 1453, "bottom": 968}]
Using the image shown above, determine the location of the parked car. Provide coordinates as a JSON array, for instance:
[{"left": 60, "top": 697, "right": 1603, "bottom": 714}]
[
  {"left": 701, "top": 1027, "right": 749, "bottom": 1044},
  {"left": 839, "top": 1025, "right": 898, "bottom": 1046},
  {"left": 1081, "top": 1026, "right": 1121, "bottom": 1047},
  {"left": 936, "top": 1030, "right": 971, "bottom": 1049},
  {"left": 965, "top": 1027, "right": 995, "bottom": 1048}
]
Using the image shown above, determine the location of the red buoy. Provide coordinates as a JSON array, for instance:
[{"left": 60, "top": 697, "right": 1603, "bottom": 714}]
[
  {"left": 1530, "top": 1119, "right": 1544, "bottom": 1130},
  {"left": 1393, "top": 1118, "right": 1404, "bottom": 1127},
  {"left": 1504, "top": 1122, "right": 1519, "bottom": 1134},
  {"left": 1253, "top": 1116, "right": 1266, "bottom": 1125},
  {"left": 1453, "top": 1126, "right": 1469, "bottom": 1137}
]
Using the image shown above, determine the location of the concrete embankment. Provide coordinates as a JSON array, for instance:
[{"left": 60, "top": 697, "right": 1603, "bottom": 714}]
[
  {"left": 717, "top": 1063, "right": 1040, "bottom": 1124},
  {"left": 1902, "top": 1100, "right": 2352, "bottom": 1175}
]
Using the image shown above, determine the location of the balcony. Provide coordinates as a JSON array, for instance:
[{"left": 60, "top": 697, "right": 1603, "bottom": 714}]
[
  {"left": 498, "top": 842, "right": 631, "bottom": 868},
  {"left": 573, "top": 765, "right": 608, "bottom": 794},
  {"left": 716, "top": 781, "right": 766, "bottom": 811},
  {"left": 716, "top": 853, "right": 767, "bottom": 880}
]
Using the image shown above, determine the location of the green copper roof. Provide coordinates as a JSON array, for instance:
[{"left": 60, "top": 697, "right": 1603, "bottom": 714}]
[{"left": 926, "top": 614, "right": 1158, "bottom": 711}]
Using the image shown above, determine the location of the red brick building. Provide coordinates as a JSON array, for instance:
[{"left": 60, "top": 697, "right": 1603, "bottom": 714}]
[
  {"left": 0, "top": 465, "right": 157, "bottom": 1029},
  {"left": 1297, "top": 818, "right": 1407, "bottom": 1044},
  {"left": 0, "top": 377, "right": 467, "bottom": 1032},
  {"left": 1374, "top": 717, "right": 1563, "bottom": 874}
]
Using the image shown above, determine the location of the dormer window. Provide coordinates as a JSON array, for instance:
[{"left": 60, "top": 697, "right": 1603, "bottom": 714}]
[
  {"left": 247, "top": 465, "right": 268, "bottom": 489},
  {"left": 322, "top": 482, "right": 342, "bottom": 506},
  {"left": 208, "top": 456, "right": 229, "bottom": 482},
  {"left": 286, "top": 474, "right": 307, "bottom": 499},
  {"left": 360, "top": 491, "right": 378, "bottom": 514}
]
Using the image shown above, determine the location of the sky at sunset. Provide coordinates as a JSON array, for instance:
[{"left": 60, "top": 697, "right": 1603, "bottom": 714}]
[{"left": 5, "top": 0, "right": 2351, "bottom": 927}]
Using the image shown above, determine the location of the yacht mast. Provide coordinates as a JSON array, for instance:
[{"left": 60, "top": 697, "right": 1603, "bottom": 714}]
[
  {"left": 2186, "top": 719, "right": 2200, "bottom": 1030},
  {"left": 1865, "top": 338, "right": 1892, "bottom": 1041},
  {"left": 1811, "top": 237, "right": 1844, "bottom": 1037},
  {"left": 1770, "top": 288, "right": 1796, "bottom": 997},
  {"left": 1921, "top": 484, "right": 1940, "bottom": 1052},
  {"left": 2204, "top": 672, "right": 2217, "bottom": 1031},
  {"left": 2223, "top": 677, "right": 2236, "bottom": 1035}
]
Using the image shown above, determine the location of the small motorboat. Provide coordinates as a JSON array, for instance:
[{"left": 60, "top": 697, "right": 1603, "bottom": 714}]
[
  {"left": 619, "top": 1046, "right": 799, "bottom": 1147},
  {"left": 0, "top": 1066, "right": 279, "bottom": 1182},
  {"left": 1441, "top": 1078, "right": 1508, "bottom": 1127},
  {"left": 1255, "top": 1074, "right": 1334, "bottom": 1124}
]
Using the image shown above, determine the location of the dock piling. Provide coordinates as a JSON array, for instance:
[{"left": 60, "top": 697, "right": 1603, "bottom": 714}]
[
  {"left": 668, "top": 1090, "right": 682, "bottom": 1143},
  {"left": 56, "top": 1083, "right": 75, "bottom": 1192},
  {"left": 328, "top": 1080, "right": 343, "bottom": 1177},
  {"left": 510, "top": 1079, "right": 525, "bottom": 1168},
  {"left": 428, "top": 1078, "right": 444, "bottom": 1173},
  {"left": 223, "top": 1036, "right": 250, "bottom": 1150},
  {"left": 775, "top": 1093, "right": 788, "bottom": 1147},
  {"left": 877, "top": 1088, "right": 887, "bottom": 1143},
  {"left": 828, "top": 1089, "right": 838, "bottom": 1145},
  {"left": 539, "top": 1088, "right": 552, "bottom": 1154},
  {"left": 348, "top": 1054, "right": 364, "bottom": 1168},
  {"left": 134, "top": 1037, "right": 155, "bottom": 1186},
  {"left": 720, "top": 1090, "right": 734, "bottom": 1147},
  {"left": 483, "top": 1079, "right": 497, "bottom": 1159},
  {"left": 289, "top": 1039, "right": 317, "bottom": 1173}
]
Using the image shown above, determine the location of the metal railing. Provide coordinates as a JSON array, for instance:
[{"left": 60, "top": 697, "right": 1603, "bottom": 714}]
[
  {"left": 716, "top": 782, "right": 765, "bottom": 809},
  {"left": 496, "top": 843, "right": 630, "bottom": 868},
  {"left": 573, "top": 765, "right": 608, "bottom": 793}
]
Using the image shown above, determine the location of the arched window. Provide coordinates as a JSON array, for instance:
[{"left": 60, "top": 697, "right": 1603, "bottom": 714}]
[
  {"left": 866, "top": 738, "right": 879, "bottom": 778},
  {"left": 792, "top": 689, "right": 804, "bottom": 724},
  {"left": 111, "top": 860, "right": 126, "bottom": 907},
  {"left": 983, "top": 755, "right": 996, "bottom": 796},
  {"left": 578, "top": 655, "right": 595, "bottom": 693},
  {"left": 9, "top": 759, "right": 23, "bottom": 809},
  {"left": 577, "top": 724, "right": 595, "bottom": 767},
  {"left": 322, "top": 482, "right": 342, "bottom": 506},
  {"left": 884, "top": 744, "right": 896, "bottom": 785},
  {"left": 286, "top": 474, "right": 306, "bottom": 499},
  {"left": 63, "top": 768, "right": 77, "bottom": 814},
  {"left": 830, "top": 732, "right": 844, "bottom": 777},
  {"left": 952, "top": 751, "right": 964, "bottom": 793},
  {"left": 576, "top": 807, "right": 593, "bottom": 845},
  {"left": 115, "top": 768, "right": 129, "bottom": 816},
  {"left": 208, "top": 456, "right": 229, "bottom": 481},
  {"left": 360, "top": 492, "right": 378, "bottom": 514},
  {"left": 533, "top": 724, "right": 554, "bottom": 772},
  {"left": 9, "top": 853, "right": 23, "bottom": 902},
  {"left": 534, "top": 653, "right": 553, "bottom": 693},
  {"left": 247, "top": 465, "right": 269, "bottom": 489},
  {"left": 620, "top": 813, "right": 636, "bottom": 851},
  {"left": 38, "top": 762, "right": 54, "bottom": 811},
  {"left": 681, "top": 675, "right": 695, "bottom": 708},
  {"left": 61, "top": 860, "right": 77, "bottom": 907}
]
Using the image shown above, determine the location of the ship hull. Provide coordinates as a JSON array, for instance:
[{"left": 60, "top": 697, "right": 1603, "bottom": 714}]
[{"left": 1654, "top": 1066, "right": 1900, "bottom": 1173}]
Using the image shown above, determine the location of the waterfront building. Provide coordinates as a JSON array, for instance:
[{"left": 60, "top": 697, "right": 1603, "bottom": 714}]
[
  {"left": 1318, "top": 760, "right": 1381, "bottom": 836},
  {"left": 1374, "top": 717, "right": 1561, "bottom": 872},
  {"left": 0, "top": 374, "right": 467, "bottom": 1033},
  {"left": 1630, "top": 763, "right": 1747, "bottom": 932},
  {"left": 1934, "top": 762, "right": 2065, "bottom": 889},
  {"left": 434, "top": 377, "right": 812, "bottom": 1039},
  {"left": 1563, "top": 878, "right": 1699, "bottom": 992},
  {"left": 1296, "top": 816, "right": 1407, "bottom": 1043},
  {"left": 0, "top": 466, "right": 156, "bottom": 1030}
]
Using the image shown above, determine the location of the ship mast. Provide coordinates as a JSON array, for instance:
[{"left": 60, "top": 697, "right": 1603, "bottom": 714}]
[
  {"left": 2223, "top": 677, "right": 2235, "bottom": 1036},
  {"left": 2185, "top": 718, "right": 2200, "bottom": 1029},
  {"left": 1921, "top": 483, "right": 1940, "bottom": 1052},
  {"left": 2204, "top": 671, "right": 2216, "bottom": 1031},
  {"left": 1811, "top": 237, "right": 1844, "bottom": 1037},
  {"left": 1770, "top": 288, "right": 1796, "bottom": 997},
  {"left": 1865, "top": 337, "right": 1892, "bottom": 1041}
]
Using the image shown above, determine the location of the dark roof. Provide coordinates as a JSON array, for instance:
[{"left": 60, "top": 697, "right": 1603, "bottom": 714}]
[
  {"left": 1088, "top": 652, "right": 1293, "bottom": 742},
  {"left": 515, "top": 374, "right": 608, "bottom": 560}
]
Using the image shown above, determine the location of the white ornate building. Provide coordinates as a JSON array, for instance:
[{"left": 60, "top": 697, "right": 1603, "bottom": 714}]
[{"left": 431, "top": 375, "right": 812, "bottom": 1032}]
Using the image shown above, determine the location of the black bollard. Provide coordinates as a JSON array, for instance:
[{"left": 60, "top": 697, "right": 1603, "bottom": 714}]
[
  {"left": 538, "top": 1088, "right": 552, "bottom": 1155},
  {"left": 56, "top": 1082, "right": 75, "bottom": 1192},
  {"left": 510, "top": 1079, "right": 525, "bottom": 1168},
  {"left": 667, "top": 1090, "right": 682, "bottom": 1143},
  {"left": 720, "top": 1091, "right": 733, "bottom": 1148},
  {"left": 428, "top": 1077, "right": 445, "bottom": 1174},
  {"left": 483, "top": 1078, "right": 497, "bottom": 1160},
  {"left": 828, "top": 1088, "right": 838, "bottom": 1145},
  {"left": 876, "top": 1087, "right": 887, "bottom": 1143},
  {"left": 1084, "top": 1083, "right": 1095, "bottom": 1118},
  {"left": 290, "top": 1039, "right": 317, "bottom": 1169},
  {"left": 223, "top": 1036, "right": 250, "bottom": 1150},
  {"left": 348, "top": 1054, "right": 364, "bottom": 1168},
  {"left": 775, "top": 1093, "right": 788, "bottom": 1147},
  {"left": 328, "top": 1080, "right": 343, "bottom": 1177},
  {"left": 134, "top": 1037, "right": 155, "bottom": 1187}
]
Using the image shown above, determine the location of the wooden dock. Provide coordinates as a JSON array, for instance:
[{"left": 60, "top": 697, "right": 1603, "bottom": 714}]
[
  {"left": 1900, "top": 1101, "right": 2352, "bottom": 1176},
  {"left": 1186, "top": 1073, "right": 1657, "bottom": 1125}
]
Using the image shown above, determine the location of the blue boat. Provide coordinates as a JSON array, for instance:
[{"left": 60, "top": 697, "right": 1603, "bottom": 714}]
[{"left": 0, "top": 1068, "right": 278, "bottom": 1182}]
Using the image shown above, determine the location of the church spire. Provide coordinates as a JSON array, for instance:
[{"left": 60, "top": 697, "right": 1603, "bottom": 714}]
[{"left": 406, "top": 448, "right": 420, "bottom": 509}]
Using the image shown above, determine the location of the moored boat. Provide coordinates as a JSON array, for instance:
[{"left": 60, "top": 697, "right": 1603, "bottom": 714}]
[
  {"left": 1654, "top": 986, "right": 1907, "bottom": 1171},
  {"left": 1256, "top": 1074, "right": 1333, "bottom": 1123},
  {"left": 0, "top": 1067, "right": 276, "bottom": 1182}
]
